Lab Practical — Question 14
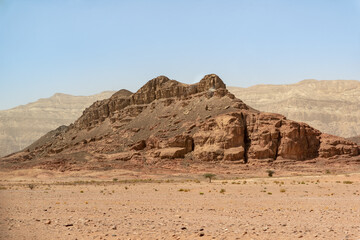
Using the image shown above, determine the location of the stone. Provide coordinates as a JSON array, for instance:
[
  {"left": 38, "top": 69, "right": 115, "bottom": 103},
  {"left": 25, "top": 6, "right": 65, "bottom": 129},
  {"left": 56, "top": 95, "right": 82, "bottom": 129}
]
[
  {"left": 158, "top": 148, "right": 187, "bottom": 159},
  {"left": 224, "top": 147, "right": 245, "bottom": 161}
]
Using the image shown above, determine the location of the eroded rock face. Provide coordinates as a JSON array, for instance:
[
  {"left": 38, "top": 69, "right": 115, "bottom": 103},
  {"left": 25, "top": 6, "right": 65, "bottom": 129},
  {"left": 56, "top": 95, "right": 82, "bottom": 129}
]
[
  {"left": 228, "top": 79, "right": 360, "bottom": 138},
  {"left": 193, "top": 113, "right": 246, "bottom": 162},
  {"left": 320, "top": 134, "right": 359, "bottom": 158},
  {"left": 74, "top": 74, "right": 228, "bottom": 130},
  {"left": 192, "top": 111, "right": 325, "bottom": 162},
  {"left": 2, "top": 74, "right": 359, "bottom": 171}
]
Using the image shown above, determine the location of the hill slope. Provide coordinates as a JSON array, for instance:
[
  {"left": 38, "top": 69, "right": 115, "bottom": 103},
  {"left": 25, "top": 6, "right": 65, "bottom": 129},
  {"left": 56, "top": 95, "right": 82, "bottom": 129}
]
[
  {"left": 0, "top": 91, "right": 116, "bottom": 157},
  {"left": 228, "top": 79, "right": 360, "bottom": 138}
]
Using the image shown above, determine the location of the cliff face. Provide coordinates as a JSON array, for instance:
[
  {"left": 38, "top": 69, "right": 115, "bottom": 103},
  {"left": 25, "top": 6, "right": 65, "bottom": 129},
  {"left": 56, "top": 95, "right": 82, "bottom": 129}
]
[
  {"left": 0, "top": 91, "right": 116, "bottom": 157},
  {"left": 2, "top": 74, "right": 359, "bottom": 171},
  {"left": 228, "top": 79, "right": 360, "bottom": 138}
]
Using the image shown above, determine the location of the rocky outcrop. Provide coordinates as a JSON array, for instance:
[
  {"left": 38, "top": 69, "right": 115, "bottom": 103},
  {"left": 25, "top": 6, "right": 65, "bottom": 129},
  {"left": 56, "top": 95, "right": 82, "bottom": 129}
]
[
  {"left": 320, "top": 134, "right": 359, "bottom": 158},
  {"left": 228, "top": 79, "right": 360, "bottom": 138},
  {"left": 74, "top": 74, "right": 229, "bottom": 130},
  {"left": 2, "top": 74, "right": 359, "bottom": 170},
  {"left": 193, "top": 113, "right": 246, "bottom": 162},
  {"left": 192, "top": 111, "right": 324, "bottom": 162}
]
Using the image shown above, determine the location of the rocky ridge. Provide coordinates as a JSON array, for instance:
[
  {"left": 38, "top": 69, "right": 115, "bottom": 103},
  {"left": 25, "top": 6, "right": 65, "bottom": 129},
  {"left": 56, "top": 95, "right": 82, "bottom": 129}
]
[{"left": 2, "top": 74, "right": 359, "bottom": 171}]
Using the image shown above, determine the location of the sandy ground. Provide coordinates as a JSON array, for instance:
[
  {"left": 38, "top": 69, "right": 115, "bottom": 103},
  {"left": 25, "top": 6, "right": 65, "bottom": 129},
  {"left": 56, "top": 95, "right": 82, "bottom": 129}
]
[{"left": 1, "top": 170, "right": 360, "bottom": 240}]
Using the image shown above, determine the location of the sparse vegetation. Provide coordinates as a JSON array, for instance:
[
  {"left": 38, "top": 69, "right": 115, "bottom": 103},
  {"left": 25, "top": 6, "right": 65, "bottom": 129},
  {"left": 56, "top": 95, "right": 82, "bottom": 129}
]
[
  {"left": 178, "top": 188, "right": 190, "bottom": 192},
  {"left": 199, "top": 192, "right": 204, "bottom": 195},
  {"left": 266, "top": 170, "right": 275, "bottom": 177},
  {"left": 203, "top": 173, "right": 216, "bottom": 183},
  {"left": 220, "top": 189, "right": 226, "bottom": 194},
  {"left": 113, "top": 178, "right": 118, "bottom": 182},
  {"left": 343, "top": 181, "right": 353, "bottom": 184},
  {"left": 280, "top": 189, "right": 286, "bottom": 193},
  {"left": 28, "top": 184, "right": 35, "bottom": 190}
]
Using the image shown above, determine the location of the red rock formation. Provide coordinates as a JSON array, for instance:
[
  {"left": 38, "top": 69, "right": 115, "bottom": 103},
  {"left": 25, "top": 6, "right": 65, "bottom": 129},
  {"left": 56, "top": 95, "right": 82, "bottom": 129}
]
[{"left": 1, "top": 74, "right": 359, "bottom": 170}]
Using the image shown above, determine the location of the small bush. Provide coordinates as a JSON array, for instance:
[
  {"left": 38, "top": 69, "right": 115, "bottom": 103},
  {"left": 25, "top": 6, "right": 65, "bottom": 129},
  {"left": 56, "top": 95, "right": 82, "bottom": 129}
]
[
  {"left": 343, "top": 181, "right": 353, "bottom": 184},
  {"left": 267, "top": 192, "right": 272, "bottom": 195},
  {"left": 199, "top": 192, "right": 204, "bottom": 195},
  {"left": 28, "top": 184, "right": 35, "bottom": 190},
  {"left": 178, "top": 188, "right": 190, "bottom": 192},
  {"left": 280, "top": 189, "right": 286, "bottom": 193},
  {"left": 266, "top": 170, "right": 275, "bottom": 177},
  {"left": 113, "top": 178, "right": 118, "bottom": 182},
  {"left": 220, "top": 189, "right": 226, "bottom": 194},
  {"left": 203, "top": 173, "right": 216, "bottom": 183}
]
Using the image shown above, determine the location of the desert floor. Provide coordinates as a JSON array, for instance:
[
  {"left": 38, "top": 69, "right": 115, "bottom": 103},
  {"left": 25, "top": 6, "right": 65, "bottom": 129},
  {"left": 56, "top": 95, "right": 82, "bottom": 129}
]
[{"left": 0, "top": 170, "right": 360, "bottom": 240}]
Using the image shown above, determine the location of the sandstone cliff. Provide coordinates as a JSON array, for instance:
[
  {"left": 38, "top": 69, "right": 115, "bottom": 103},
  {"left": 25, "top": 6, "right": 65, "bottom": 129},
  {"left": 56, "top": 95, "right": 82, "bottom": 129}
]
[
  {"left": 0, "top": 91, "right": 116, "bottom": 157},
  {"left": 228, "top": 79, "right": 360, "bottom": 138},
  {"left": 1, "top": 75, "right": 359, "bottom": 171}
]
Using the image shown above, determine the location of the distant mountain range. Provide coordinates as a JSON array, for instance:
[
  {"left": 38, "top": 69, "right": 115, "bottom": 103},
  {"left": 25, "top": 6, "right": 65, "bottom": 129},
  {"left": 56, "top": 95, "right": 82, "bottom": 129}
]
[
  {"left": 228, "top": 79, "right": 360, "bottom": 139},
  {"left": 0, "top": 91, "right": 115, "bottom": 157}
]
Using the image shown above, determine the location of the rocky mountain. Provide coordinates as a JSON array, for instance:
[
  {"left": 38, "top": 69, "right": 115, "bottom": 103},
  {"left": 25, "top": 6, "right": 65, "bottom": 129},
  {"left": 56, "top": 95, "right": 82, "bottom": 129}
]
[
  {"left": 0, "top": 91, "right": 116, "bottom": 157},
  {"left": 2, "top": 74, "right": 358, "bottom": 171},
  {"left": 228, "top": 79, "right": 360, "bottom": 138}
]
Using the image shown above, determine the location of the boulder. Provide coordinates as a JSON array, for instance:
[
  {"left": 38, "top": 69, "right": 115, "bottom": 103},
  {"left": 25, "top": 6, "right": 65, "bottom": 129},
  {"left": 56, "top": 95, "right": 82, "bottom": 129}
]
[{"left": 158, "top": 148, "right": 187, "bottom": 159}]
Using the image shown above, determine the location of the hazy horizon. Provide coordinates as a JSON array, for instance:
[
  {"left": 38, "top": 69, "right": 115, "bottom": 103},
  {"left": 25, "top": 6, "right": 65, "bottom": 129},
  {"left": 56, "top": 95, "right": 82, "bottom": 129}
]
[{"left": 1, "top": 0, "right": 359, "bottom": 110}]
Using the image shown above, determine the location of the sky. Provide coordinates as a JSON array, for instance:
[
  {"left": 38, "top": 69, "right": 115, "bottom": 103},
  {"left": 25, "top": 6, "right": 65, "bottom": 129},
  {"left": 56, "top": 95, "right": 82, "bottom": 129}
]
[{"left": 0, "top": 0, "right": 359, "bottom": 110}]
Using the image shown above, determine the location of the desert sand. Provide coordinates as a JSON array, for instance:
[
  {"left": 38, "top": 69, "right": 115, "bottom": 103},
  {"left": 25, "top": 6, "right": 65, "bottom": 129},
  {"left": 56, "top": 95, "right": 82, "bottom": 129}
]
[{"left": 1, "top": 169, "right": 360, "bottom": 240}]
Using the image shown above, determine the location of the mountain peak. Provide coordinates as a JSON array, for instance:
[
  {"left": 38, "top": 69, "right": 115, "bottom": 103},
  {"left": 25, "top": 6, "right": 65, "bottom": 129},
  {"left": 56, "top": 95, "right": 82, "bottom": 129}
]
[{"left": 198, "top": 74, "right": 226, "bottom": 91}]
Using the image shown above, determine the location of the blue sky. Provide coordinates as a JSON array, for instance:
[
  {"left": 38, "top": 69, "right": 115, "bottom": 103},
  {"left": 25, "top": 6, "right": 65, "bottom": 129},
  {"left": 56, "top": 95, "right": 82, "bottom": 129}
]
[{"left": 0, "top": 0, "right": 359, "bottom": 110}]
